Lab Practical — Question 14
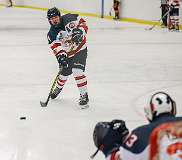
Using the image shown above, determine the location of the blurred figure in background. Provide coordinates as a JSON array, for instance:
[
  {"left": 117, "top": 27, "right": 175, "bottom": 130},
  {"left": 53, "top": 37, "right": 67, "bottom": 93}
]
[
  {"left": 7, "top": 0, "right": 13, "bottom": 7},
  {"left": 113, "top": 0, "right": 120, "bottom": 20},
  {"left": 160, "top": 0, "right": 168, "bottom": 27},
  {"left": 167, "top": 0, "right": 181, "bottom": 31}
]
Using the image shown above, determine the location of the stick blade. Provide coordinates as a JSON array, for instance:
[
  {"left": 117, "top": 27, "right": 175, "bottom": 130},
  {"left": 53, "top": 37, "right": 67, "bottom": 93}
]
[
  {"left": 40, "top": 101, "right": 48, "bottom": 107},
  {"left": 145, "top": 26, "right": 153, "bottom": 31},
  {"left": 148, "top": 27, "right": 153, "bottom": 30}
]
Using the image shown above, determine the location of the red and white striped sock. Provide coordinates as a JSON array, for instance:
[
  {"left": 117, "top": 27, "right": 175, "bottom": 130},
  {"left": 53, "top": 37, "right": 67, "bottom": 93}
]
[
  {"left": 72, "top": 68, "right": 88, "bottom": 96},
  {"left": 56, "top": 75, "right": 68, "bottom": 90}
]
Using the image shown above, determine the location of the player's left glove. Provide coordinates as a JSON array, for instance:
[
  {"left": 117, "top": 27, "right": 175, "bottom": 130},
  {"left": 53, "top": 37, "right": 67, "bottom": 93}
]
[
  {"left": 101, "top": 120, "right": 129, "bottom": 156},
  {"left": 71, "top": 28, "right": 84, "bottom": 45},
  {"left": 57, "top": 53, "right": 68, "bottom": 68}
]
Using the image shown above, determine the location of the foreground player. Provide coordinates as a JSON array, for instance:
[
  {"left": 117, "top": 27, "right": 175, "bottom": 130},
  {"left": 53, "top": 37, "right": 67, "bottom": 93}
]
[
  {"left": 47, "top": 7, "right": 89, "bottom": 107},
  {"left": 92, "top": 92, "right": 182, "bottom": 159},
  {"left": 149, "top": 121, "right": 182, "bottom": 160}
]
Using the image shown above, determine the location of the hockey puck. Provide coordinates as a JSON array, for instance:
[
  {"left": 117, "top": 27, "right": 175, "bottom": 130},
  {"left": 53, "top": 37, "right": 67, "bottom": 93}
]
[{"left": 20, "top": 116, "right": 26, "bottom": 120}]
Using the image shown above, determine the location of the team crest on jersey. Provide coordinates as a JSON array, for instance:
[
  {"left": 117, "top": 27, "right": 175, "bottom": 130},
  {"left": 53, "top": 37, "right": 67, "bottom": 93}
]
[{"left": 69, "top": 22, "right": 76, "bottom": 29}]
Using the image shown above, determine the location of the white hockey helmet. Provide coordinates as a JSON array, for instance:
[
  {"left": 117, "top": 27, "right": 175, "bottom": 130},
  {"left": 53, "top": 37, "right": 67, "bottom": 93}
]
[{"left": 144, "top": 92, "right": 176, "bottom": 121}]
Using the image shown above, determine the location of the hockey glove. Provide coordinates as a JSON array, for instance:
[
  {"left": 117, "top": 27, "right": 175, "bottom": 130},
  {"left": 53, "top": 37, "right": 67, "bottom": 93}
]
[
  {"left": 93, "top": 120, "right": 129, "bottom": 157},
  {"left": 109, "top": 119, "right": 129, "bottom": 138},
  {"left": 57, "top": 53, "right": 68, "bottom": 68},
  {"left": 72, "top": 28, "right": 84, "bottom": 45},
  {"left": 101, "top": 120, "right": 129, "bottom": 157}
]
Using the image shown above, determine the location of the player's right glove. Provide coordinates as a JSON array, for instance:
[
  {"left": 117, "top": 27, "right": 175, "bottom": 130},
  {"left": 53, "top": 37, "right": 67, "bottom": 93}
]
[
  {"left": 92, "top": 120, "right": 129, "bottom": 158},
  {"left": 57, "top": 53, "right": 68, "bottom": 68},
  {"left": 71, "top": 28, "right": 84, "bottom": 45}
]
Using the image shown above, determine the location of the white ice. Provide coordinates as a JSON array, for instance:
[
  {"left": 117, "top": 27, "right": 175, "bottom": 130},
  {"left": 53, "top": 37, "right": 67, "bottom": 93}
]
[{"left": 0, "top": 7, "right": 182, "bottom": 160}]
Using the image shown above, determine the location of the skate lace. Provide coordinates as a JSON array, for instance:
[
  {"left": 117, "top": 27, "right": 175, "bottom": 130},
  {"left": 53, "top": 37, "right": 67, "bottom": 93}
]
[{"left": 79, "top": 94, "right": 87, "bottom": 102}]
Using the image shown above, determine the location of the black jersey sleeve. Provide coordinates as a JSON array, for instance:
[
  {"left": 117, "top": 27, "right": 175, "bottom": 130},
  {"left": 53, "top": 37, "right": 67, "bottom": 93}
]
[
  {"left": 123, "top": 125, "right": 153, "bottom": 154},
  {"left": 47, "top": 30, "right": 57, "bottom": 44}
]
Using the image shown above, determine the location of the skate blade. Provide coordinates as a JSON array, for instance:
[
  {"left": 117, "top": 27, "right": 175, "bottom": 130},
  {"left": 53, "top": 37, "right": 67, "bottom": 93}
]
[{"left": 79, "top": 104, "right": 89, "bottom": 109}]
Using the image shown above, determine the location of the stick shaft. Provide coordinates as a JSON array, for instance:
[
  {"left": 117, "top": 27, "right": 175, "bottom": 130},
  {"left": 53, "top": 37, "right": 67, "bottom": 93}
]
[
  {"left": 148, "top": 8, "right": 171, "bottom": 30},
  {"left": 40, "top": 67, "right": 62, "bottom": 107}
]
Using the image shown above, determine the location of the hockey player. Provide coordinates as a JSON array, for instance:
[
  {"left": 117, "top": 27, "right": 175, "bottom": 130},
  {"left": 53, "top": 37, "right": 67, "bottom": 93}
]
[
  {"left": 113, "top": 0, "right": 121, "bottom": 20},
  {"left": 92, "top": 92, "right": 182, "bottom": 160},
  {"left": 160, "top": 0, "right": 168, "bottom": 27},
  {"left": 47, "top": 7, "right": 89, "bottom": 106},
  {"left": 7, "top": 0, "right": 13, "bottom": 7},
  {"left": 167, "top": 0, "right": 181, "bottom": 31}
]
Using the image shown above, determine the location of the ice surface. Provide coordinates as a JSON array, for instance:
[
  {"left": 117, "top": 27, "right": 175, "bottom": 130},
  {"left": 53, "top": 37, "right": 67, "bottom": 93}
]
[{"left": 0, "top": 7, "right": 182, "bottom": 160}]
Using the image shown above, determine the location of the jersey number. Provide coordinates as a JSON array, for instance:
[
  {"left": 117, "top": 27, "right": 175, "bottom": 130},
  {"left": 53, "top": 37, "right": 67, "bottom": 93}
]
[{"left": 125, "top": 134, "right": 138, "bottom": 147}]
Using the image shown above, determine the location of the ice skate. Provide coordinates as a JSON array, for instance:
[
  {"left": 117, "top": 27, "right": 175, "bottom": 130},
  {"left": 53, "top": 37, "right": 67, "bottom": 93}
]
[
  {"left": 79, "top": 93, "right": 89, "bottom": 109},
  {"left": 175, "top": 24, "right": 179, "bottom": 31},
  {"left": 161, "top": 23, "right": 167, "bottom": 28},
  {"left": 113, "top": 16, "right": 120, "bottom": 20},
  {"left": 168, "top": 24, "right": 175, "bottom": 31}
]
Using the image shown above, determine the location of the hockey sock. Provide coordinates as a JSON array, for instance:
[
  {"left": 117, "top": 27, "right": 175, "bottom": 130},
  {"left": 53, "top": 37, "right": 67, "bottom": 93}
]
[
  {"left": 169, "top": 16, "right": 175, "bottom": 29},
  {"left": 72, "top": 68, "right": 88, "bottom": 96},
  {"left": 174, "top": 16, "right": 179, "bottom": 27},
  {"left": 56, "top": 74, "right": 68, "bottom": 90}
]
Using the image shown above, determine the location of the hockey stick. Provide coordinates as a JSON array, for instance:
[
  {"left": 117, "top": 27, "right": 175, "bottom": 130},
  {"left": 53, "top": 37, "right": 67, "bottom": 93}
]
[
  {"left": 146, "top": 8, "right": 171, "bottom": 30},
  {"left": 40, "top": 67, "right": 62, "bottom": 107}
]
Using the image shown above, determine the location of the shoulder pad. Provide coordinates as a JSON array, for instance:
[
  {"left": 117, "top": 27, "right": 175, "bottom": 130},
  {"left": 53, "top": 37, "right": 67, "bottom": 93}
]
[{"left": 62, "top": 14, "right": 79, "bottom": 25}]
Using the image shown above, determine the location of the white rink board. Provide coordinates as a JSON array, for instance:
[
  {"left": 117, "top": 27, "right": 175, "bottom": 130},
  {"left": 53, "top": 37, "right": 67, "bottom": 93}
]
[{"left": 0, "top": 0, "right": 182, "bottom": 22}]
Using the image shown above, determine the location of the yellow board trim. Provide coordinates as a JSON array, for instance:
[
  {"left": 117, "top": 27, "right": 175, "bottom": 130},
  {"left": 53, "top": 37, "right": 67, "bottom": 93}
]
[{"left": 0, "top": 4, "right": 181, "bottom": 30}]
